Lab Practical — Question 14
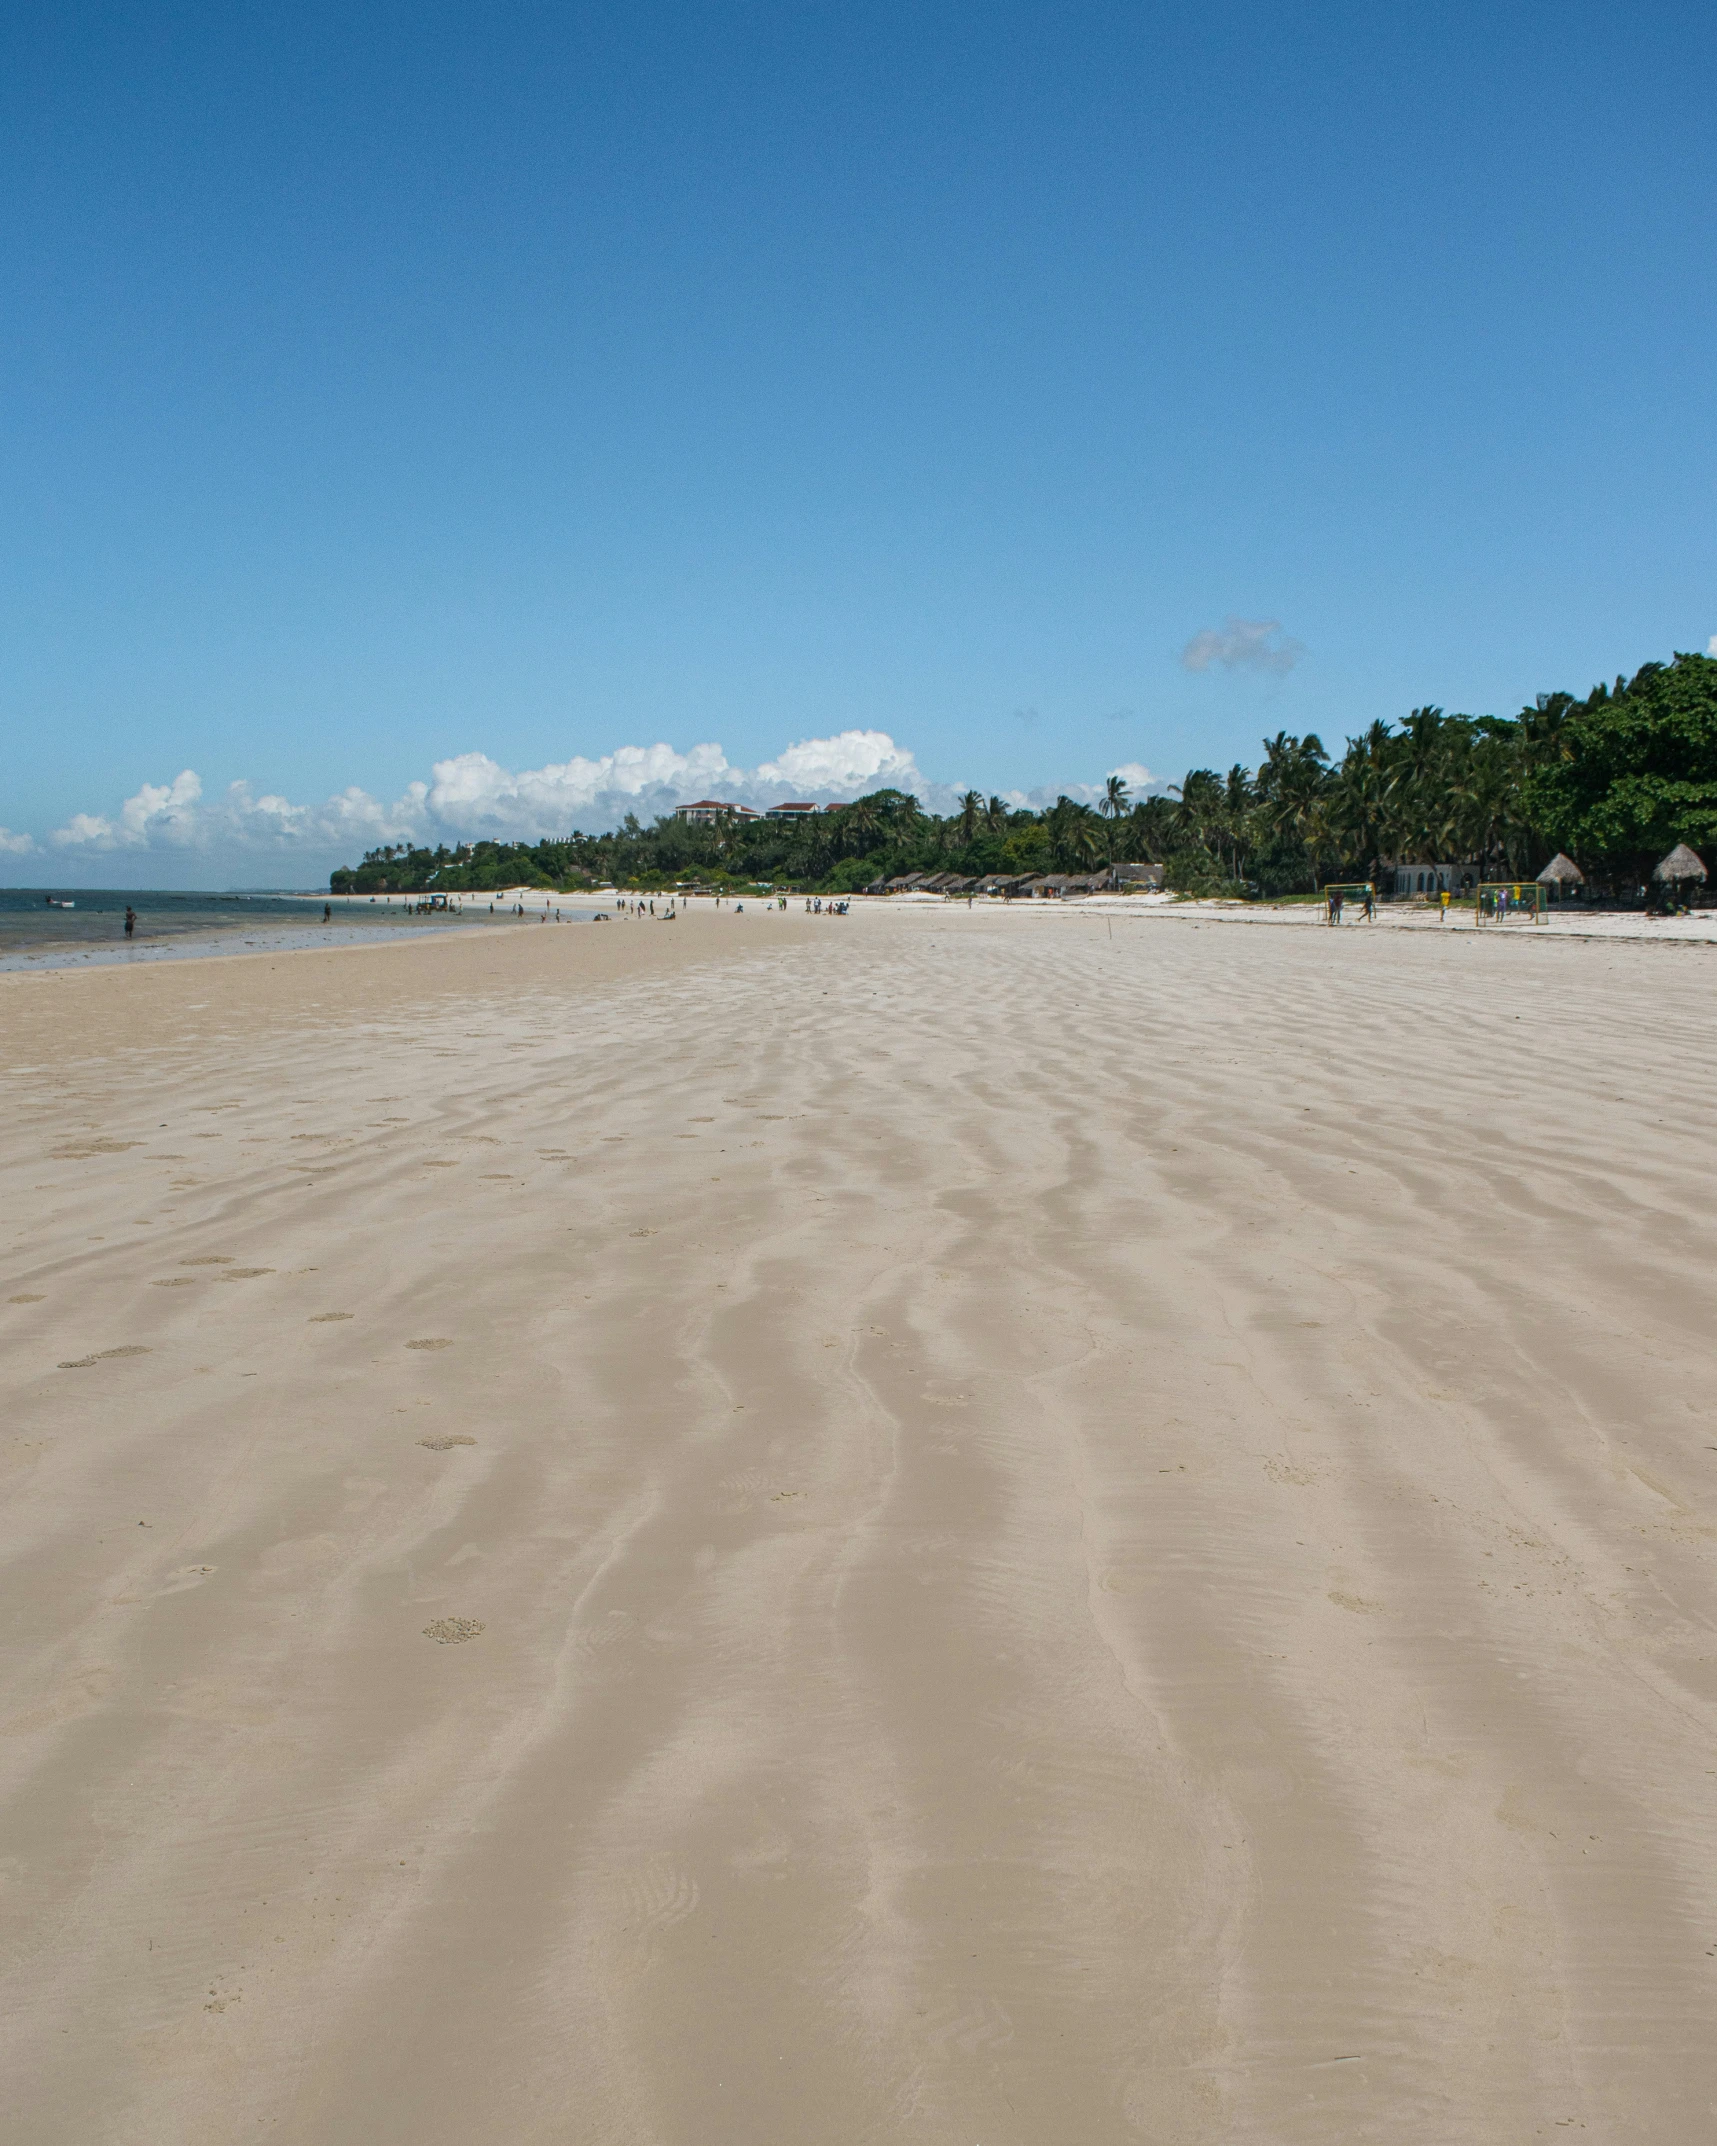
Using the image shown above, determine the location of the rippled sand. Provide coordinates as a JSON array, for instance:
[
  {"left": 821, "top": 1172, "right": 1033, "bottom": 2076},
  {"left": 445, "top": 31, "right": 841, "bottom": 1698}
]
[{"left": 2, "top": 904, "right": 1713, "bottom": 2143}]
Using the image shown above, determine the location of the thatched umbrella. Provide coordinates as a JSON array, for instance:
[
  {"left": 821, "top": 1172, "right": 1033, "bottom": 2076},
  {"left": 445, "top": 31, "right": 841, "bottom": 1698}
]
[
  {"left": 1652, "top": 843, "right": 1708, "bottom": 883},
  {"left": 1536, "top": 852, "right": 1584, "bottom": 886}
]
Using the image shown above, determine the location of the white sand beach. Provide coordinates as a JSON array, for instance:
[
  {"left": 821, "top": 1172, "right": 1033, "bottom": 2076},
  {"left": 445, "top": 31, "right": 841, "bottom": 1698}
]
[{"left": 2, "top": 902, "right": 1714, "bottom": 2143}]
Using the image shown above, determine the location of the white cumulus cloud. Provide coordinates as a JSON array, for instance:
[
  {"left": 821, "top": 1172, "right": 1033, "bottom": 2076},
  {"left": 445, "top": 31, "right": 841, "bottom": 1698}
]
[
  {"left": 1180, "top": 617, "right": 1304, "bottom": 676},
  {"left": 47, "top": 769, "right": 424, "bottom": 856},
  {"left": 38, "top": 729, "right": 941, "bottom": 868},
  {"left": 752, "top": 729, "right": 920, "bottom": 797},
  {"left": 0, "top": 826, "right": 36, "bottom": 855}
]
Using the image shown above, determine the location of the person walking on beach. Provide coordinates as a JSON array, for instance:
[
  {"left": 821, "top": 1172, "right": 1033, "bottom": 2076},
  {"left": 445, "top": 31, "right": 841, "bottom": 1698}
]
[
  {"left": 323, "top": 903, "right": 331, "bottom": 922},
  {"left": 123, "top": 905, "right": 136, "bottom": 939}
]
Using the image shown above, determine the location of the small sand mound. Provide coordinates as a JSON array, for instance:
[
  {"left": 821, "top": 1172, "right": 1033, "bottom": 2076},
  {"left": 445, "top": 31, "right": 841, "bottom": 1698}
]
[
  {"left": 9, "top": 1294, "right": 45, "bottom": 1303},
  {"left": 406, "top": 1337, "right": 453, "bottom": 1351},
  {"left": 419, "top": 1434, "right": 477, "bottom": 1451},
  {"left": 422, "top": 1617, "right": 485, "bottom": 1644},
  {"left": 308, "top": 1312, "right": 354, "bottom": 1323},
  {"left": 217, "top": 1268, "right": 274, "bottom": 1280},
  {"left": 98, "top": 1346, "right": 150, "bottom": 1359},
  {"left": 52, "top": 1140, "right": 142, "bottom": 1158}
]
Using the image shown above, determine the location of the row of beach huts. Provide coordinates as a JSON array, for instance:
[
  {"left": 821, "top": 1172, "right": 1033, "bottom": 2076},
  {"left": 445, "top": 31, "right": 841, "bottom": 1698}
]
[{"left": 867, "top": 863, "right": 1167, "bottom": 898}]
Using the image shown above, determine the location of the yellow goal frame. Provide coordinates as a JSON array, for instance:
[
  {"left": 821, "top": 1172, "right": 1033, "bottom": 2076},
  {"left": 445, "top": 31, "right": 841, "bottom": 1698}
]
[{"left": 1475, "top": 881, "right": 1547, "bottom": 924}]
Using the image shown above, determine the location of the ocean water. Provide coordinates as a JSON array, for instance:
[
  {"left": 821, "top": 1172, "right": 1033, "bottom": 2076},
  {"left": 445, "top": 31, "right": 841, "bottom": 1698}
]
[{"left": 0, "top": 888, "right": 594, "bottom": 971}]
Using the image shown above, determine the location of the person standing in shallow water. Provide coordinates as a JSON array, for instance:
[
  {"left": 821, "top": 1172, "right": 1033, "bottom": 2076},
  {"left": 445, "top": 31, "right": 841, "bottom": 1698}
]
[{"left": 123, "top": 906, "right": 136, "bottom": 939}]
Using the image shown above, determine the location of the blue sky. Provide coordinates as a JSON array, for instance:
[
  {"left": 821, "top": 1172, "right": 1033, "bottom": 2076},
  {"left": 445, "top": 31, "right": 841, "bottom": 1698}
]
[{"left": 4, "top": 0, "right": 1716, "bottom": 883}]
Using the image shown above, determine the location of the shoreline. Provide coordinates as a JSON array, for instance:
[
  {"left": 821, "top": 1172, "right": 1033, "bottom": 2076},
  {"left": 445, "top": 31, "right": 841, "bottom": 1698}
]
[
  {"left": 0, "top": 895, "right": 608, "bottom": 974},
  {"left": 0, "top": 916, "right": 484, "bottom": 975}
]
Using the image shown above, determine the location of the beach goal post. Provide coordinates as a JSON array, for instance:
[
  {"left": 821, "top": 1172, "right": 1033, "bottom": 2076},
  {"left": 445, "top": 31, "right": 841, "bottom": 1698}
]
[
  {"left": 1475, "top": 881, "right": 1548, "bottom": 925},
  {"left": 1320, "top": 882, "right": 1375, "bottom": 923}
]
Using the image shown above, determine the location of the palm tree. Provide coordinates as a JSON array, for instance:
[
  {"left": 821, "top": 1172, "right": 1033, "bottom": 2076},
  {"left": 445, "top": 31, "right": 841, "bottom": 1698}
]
[
  {"left": 958, "top": 789, "right": 983, "bottom": 845},
  {"left": 984, "top": 795, "right": 1010, "bottom": 835},
  {"left": 1069, "top": 814, "right": 1106, "bottom": 868},
  {"left": 1044, "top": 796, "right": 1096, "bottom": 869},
  {"left": 1169, "top": 769, "right": 1223, "bottom": 854},
  {"left": 839, "top": 797, "right": 881, "bottom": 853},
  {"left": 1100, "top": 773, "right": 1130, "bottom": 820},
  {"left": 1220, "top": 764, "right": 1255, "bottom": 879},
  {"left": 1254, "top": 733, "right": 1330, "bottom": 887}
]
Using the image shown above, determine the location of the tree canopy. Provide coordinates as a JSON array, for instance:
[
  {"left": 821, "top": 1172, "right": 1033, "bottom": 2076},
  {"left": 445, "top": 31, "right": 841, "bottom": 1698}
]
[{"left": 328, "top": 651, "right": 1717, "bottom": 898}]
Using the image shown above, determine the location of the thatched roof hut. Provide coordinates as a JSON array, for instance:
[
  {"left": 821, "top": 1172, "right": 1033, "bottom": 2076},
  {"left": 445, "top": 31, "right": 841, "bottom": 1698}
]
[
  {"left": 1536, "top": 852, "right": 1584, "bottom": 885},
  {"left": 1653, "top": 843, "right": 1708, "bottom": 883}
]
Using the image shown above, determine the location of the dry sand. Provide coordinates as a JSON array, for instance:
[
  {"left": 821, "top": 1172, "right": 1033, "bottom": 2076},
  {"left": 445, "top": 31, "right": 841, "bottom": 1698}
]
[{"left": 2, "top": 903, "right": 1714, "bottom": 2143}]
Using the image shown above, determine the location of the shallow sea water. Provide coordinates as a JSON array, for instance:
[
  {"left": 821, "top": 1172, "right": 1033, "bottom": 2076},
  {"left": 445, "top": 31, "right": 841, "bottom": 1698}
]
[{"left": 0, "top": 889, "right": 596, "bottom": 971}]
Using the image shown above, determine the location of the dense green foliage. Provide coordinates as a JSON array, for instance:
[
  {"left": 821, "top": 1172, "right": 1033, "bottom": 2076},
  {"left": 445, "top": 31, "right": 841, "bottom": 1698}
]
[{"left": 330, "top": 652, "right": 1717, "bottom": 898}]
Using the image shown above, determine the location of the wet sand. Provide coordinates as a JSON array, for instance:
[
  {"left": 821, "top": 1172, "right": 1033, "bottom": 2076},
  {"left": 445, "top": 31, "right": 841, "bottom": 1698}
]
[{"left": 2, "top": 904, "right": 1714, "bottom": 2143}]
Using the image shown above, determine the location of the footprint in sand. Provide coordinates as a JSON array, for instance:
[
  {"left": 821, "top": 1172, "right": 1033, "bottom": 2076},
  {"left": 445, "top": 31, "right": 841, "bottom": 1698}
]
[
  {"left": 308, "top": 1312, "right": 354, "bottom": 1323},
  {"left": 714, "top": 1468, "right": 772, "bottom": 1513},
  {"left": 422, "top": 1617, "right": 484, "bottom": 1644},
  {"left": 179, "top": 1256, "right": 234, "bottom": 1267},
  {"left": 406, "top": 1338, "right": 454, "bottom": 1351},
  {"left": 614, "top": 1857, "right": 700, "bottom": 1949},
  {"left": 9, "top": 1294, "right": 45, "bottom": 1303},
  {"left": 419, "top": 1434, "right": 477, "bottom": 1451},
  {"left": 158, "top": 1565, "right": 216, "bottom": 1595}
]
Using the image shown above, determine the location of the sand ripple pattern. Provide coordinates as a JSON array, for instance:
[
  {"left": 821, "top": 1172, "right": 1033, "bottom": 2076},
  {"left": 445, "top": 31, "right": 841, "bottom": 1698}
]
[{"left": 1, "top": 905, "right": 1714, "bottom": 2145}]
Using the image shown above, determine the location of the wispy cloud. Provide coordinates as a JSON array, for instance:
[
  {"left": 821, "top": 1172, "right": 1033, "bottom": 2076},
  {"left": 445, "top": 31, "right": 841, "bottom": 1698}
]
[
  {"left": 999, "top": 762, "right": 1159, "bottom": 811},
  {"left": 1180, "top": 617, "right": 1304, "bottom": 676}
]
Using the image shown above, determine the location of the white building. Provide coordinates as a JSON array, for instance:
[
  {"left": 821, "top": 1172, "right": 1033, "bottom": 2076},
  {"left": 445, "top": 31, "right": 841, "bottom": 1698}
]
[
  {"left": 1385, "top": 861, "right": 1477, "bottom": 897},
  {"left": 673, "top": 800, "right": 760, "bottom": 826}
]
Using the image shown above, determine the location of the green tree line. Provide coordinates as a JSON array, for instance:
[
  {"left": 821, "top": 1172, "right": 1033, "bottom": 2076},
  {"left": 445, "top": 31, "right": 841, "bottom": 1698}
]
[{"left": 330, "top": 651, "right": 1717, "bottom": 899}]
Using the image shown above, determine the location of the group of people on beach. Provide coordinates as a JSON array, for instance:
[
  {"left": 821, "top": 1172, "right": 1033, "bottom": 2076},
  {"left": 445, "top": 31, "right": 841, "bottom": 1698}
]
[
  {"left": 604, "top": 892, "right": 848, "bottom": 918},
  {"left": 1325, "top": 886, "right": 1376, "bottom": 925}
]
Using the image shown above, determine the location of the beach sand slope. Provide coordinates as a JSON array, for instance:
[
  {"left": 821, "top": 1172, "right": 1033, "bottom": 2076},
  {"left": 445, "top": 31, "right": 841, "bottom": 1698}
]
[{"left": 1, "top": 906, "right": 1713, "bottom": 2143}]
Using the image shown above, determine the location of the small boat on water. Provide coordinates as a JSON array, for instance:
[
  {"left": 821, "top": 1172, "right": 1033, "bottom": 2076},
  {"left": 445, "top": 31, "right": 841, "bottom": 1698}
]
[{"left": 44, "top": 896, "right": 75, "bottom": 908}]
